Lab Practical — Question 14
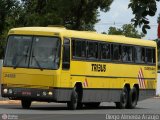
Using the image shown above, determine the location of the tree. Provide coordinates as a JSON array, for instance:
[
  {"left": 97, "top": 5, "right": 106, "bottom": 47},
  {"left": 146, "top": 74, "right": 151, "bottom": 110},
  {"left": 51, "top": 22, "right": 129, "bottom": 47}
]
[
  {"left": 20, "top": 0, "right": 62, "bottom": 26},
  {"left": 108, "top": 27, "right": 122, "bottom": 35},
  {"left": 0, "top": 0, "right": 114, "bottom": 58},
  {"left": 0, "top": 0, "right": 18, "bottom": 35},
  {"left": 0, "top": 0, "right": 20, "bottom": 58},
  {"left": 60, "top": 0, "right": 113, "bottom": 30},
  {"left": 108, "top": 24, "right": 145, "bottom": 38},
  {"left": 129, "top": 0, "right": 160, "bottom": 34},
  {"left": 20, "top": 0, "right": 113, "bottom": 30}
]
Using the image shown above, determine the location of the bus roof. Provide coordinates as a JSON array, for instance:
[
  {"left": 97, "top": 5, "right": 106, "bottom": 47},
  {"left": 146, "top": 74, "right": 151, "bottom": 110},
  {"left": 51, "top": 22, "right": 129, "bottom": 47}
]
[{"left": 9, "top": 27, "right": 156, "bottom": 47}]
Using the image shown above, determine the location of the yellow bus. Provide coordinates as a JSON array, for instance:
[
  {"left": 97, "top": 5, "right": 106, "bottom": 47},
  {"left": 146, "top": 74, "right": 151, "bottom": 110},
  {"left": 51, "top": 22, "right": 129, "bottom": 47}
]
[{"left": 1, "top": 27, "right": 157, "bottom": 110}]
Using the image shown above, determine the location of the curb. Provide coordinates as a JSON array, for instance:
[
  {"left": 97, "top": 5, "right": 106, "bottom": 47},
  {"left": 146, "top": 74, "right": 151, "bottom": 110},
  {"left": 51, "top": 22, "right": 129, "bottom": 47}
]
[
  {"left": 154, "top": 96, "right": 160, "bottom": 99},
  {"left": 0, "top": 100, "right": 48, "bottom": 105},
  {"left": 0, "top": 100, "right": 20, "bottom": 104}
]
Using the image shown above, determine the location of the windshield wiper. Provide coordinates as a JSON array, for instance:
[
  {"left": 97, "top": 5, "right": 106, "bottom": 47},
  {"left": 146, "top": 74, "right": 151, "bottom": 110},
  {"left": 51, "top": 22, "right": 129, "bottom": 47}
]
[
  {"left": 31, "top": 52, "right": 43, "bottom": 71},
  {"left": 13, "top": 54, "right": 27, "bottom": 69},
  {"left": 13, "top": 46, "right": 30, "bottom": 69}
]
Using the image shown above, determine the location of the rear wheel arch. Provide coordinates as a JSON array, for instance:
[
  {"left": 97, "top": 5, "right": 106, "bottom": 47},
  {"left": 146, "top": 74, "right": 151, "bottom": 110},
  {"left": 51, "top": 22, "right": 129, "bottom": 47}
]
[
  {"left": 124, "top": 83, "right": 131, "bottom": 92},
  {"left": 75, "top": 82, "right": 83, "bottom": 102}
]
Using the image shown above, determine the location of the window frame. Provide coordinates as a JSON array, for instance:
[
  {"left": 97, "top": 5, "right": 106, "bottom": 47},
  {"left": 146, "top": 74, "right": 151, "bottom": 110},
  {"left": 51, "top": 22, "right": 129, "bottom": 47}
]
[
  {"left": 4, "top": 35, "right": 61, "bottom": 70},
  {"left": 145, "top": 47, "right": 156, "bottom": 64},
  {"left": 121, "top": 45, "right": 134, "bottom": 63},
  {"left": 86, "top": 40, "right": 99, "bottom": 60},
  {"left": 72, "top": 38, "right": 87, "bottom": 60},
  {"left": 70, "top": 37, "right": 156, "bottom": 66},
  {"left": 111, "top": 43, "right": 122, "bottom": 62},
  {"left": 29, "top": 36, "right": 61, "bottom": 70},
  {"left": 99, "top": 41, "right": 111, "bottom": 61}
]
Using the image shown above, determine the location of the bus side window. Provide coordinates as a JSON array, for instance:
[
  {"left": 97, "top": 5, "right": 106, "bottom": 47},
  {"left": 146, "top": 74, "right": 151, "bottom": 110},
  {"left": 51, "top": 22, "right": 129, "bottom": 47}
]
[
  {"left": 112, "top": 44, "right": 121, "bottom": 61},
  {"left": 142, "top": 47, "right": 146, "bottom": 63},
  {"left": 135, "top": 46, "right": 146, "bottom": 63},
  {"left": 75, "top": 40, "right": 81, "bottom": 57},
  {"left": 146, "top": 48, "right": 156, "bottom": 64},
  {"left": 146, "top": 48, "right": 153, "bottom": 63},
  {"left": 153, "top": 48, "right": 156, "bottom": 64},
  {"left": 87, "top": 41, "right": 98, "bottom": 60},
  {"left": 122, "top": 46, "right": 133, "bottom": 62},
  {"left": 62, "top": 38, "right": 70, "bottom": 70},
  {"left": 72, "top": 39, "right": 86, "bottom": 59},
  {"left": 81, "top": 41, "right": 86, "bottom": 57},
  {"left": 72, "top": 40, "right": 75, "bottom": 57},
  {"left": 135, "top": 46, "right": 140, "bottom": 63},
  {"left": 99, "top": 42, "right": 111, "bottom": 60}
]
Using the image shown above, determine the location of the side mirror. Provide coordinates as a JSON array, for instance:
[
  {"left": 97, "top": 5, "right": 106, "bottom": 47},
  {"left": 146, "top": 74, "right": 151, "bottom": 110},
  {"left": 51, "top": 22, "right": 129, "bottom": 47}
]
[
  {"left": 157, "top": 39, "right": 160, "bottom": 47},
  {"left": 0, "top": 46, "right": 5, "bottom": 59}
]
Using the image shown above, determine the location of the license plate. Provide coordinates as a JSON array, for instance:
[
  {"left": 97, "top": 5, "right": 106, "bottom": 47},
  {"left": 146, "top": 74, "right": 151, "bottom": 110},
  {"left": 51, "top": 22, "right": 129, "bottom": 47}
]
[{"left": 22, "top": 91, "right": 31, "bottom": 96}]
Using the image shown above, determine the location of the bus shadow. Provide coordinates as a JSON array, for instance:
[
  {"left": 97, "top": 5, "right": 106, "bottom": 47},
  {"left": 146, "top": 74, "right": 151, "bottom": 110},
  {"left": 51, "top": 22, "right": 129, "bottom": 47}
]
[
  {"left": 15, "top": 106, "right": 146, "bottom": 111},
  {"left": 29, "top": 106, "right": 117, "bottom": 111},
  {"left": 3, "top": 103, "right": 146, "bottom": 111}
]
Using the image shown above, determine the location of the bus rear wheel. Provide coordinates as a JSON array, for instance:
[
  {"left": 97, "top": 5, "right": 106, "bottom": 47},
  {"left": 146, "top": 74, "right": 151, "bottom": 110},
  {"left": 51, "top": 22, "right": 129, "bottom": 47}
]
[
  {"left": 21, "top": 100, "right": 32, "bottom": 109},
  {"left": 115, "top": 87, "right": 128, "bottom": 109},
  {"left": 128, "top": 87, "right": 138, "bottom": 109}
]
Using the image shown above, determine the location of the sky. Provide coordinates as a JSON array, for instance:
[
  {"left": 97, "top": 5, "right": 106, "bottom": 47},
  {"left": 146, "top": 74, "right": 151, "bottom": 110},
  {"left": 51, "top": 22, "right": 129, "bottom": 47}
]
[{"left": 95, "top": 0, "right": 160, "bottom": 40}]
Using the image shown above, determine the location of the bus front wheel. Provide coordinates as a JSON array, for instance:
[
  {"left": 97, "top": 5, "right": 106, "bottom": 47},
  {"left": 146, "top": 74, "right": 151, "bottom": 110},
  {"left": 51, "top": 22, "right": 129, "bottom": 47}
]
[
  {"left": 21, "top": 100, "right": 32, "bottom": 109},
  {"left": 115, "top": 87, "right": 128, "bottom": 109},
  {"left": 67, "top": 87, "right": 78, "bottom": 110}
]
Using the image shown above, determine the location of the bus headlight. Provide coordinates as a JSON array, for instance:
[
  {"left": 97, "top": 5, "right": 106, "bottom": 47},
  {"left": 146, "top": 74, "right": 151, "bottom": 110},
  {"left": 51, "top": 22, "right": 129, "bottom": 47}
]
[
  {"left": 48, "top": 92, "right": 53, "bottom": 96},
  {"left": 3, "top": 89, "right": 8, "bottom": 94}
]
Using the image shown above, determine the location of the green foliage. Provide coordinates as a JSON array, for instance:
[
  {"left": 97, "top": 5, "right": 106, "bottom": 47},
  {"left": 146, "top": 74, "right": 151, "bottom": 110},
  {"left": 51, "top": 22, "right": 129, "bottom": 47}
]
[
  {"left": 108, "top": 27, "right": 123, "bottom": 35},
  {"left": 0, "top": 0, "right": 113, "bottom": 58},
  {"left": 0, "top": 0, "right": 18, "bottom": 34},
  {"left": 20, "top": 0, "right": 113, "bottom": 30},
  {"left": 20, "top": 0, "right": 63, "bottom": 26},
  {"left": 0, "top": 0, "right": 20, "bottom": 58},
  {"left": 1, "top": 0, "right": 160, "bottom": 58},
  {"left": 107, "top": 24, "right": 145, "bottom": 38},
  {"left": 0, "top": 0, "right": 114, "bottom": 32},
  {"left": 129, "top": 0, "right": 160, "bottom": 34}
]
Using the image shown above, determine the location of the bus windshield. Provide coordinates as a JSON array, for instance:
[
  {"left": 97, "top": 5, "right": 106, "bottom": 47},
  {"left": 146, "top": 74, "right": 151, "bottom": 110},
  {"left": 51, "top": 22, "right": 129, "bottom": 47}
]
[{"left": 4, "top": 35, "right": 60, "bottom": 70}]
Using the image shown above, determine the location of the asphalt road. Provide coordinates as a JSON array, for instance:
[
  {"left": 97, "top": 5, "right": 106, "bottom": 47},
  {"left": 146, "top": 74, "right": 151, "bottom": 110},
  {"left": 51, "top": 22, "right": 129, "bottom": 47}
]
[{"left": 0, "top": 98, "right": 160, "bottom": 120}]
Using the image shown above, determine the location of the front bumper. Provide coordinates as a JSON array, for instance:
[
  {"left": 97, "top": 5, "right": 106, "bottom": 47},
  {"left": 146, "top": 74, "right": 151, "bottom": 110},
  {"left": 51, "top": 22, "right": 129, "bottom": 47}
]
[{"left": 1, "top": 85, "right": 57, "bottom": 102}]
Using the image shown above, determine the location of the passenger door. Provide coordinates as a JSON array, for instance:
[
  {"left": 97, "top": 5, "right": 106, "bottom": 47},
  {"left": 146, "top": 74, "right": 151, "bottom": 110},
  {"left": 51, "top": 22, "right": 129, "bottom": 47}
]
[{"left": 61, "top": 38, "right": 71, "bottom": 88}]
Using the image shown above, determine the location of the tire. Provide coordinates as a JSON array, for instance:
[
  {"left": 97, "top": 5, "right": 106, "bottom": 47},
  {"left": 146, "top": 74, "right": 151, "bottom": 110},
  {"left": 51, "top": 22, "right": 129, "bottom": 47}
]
[
  {"left": 128, "top": 87, "right": 138, "bottom": 109},
  {"left": 84, "top": 102, "right": 100, "bottom": 108},
  {"left": 115, "top": 87, "right": 128, "bottom": 109},
  {"left": 67, "top": 87, "right": 79, "bottom": 110},
  {"left": 21, "top": 100, "right": 31, "bottom": 109}
]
